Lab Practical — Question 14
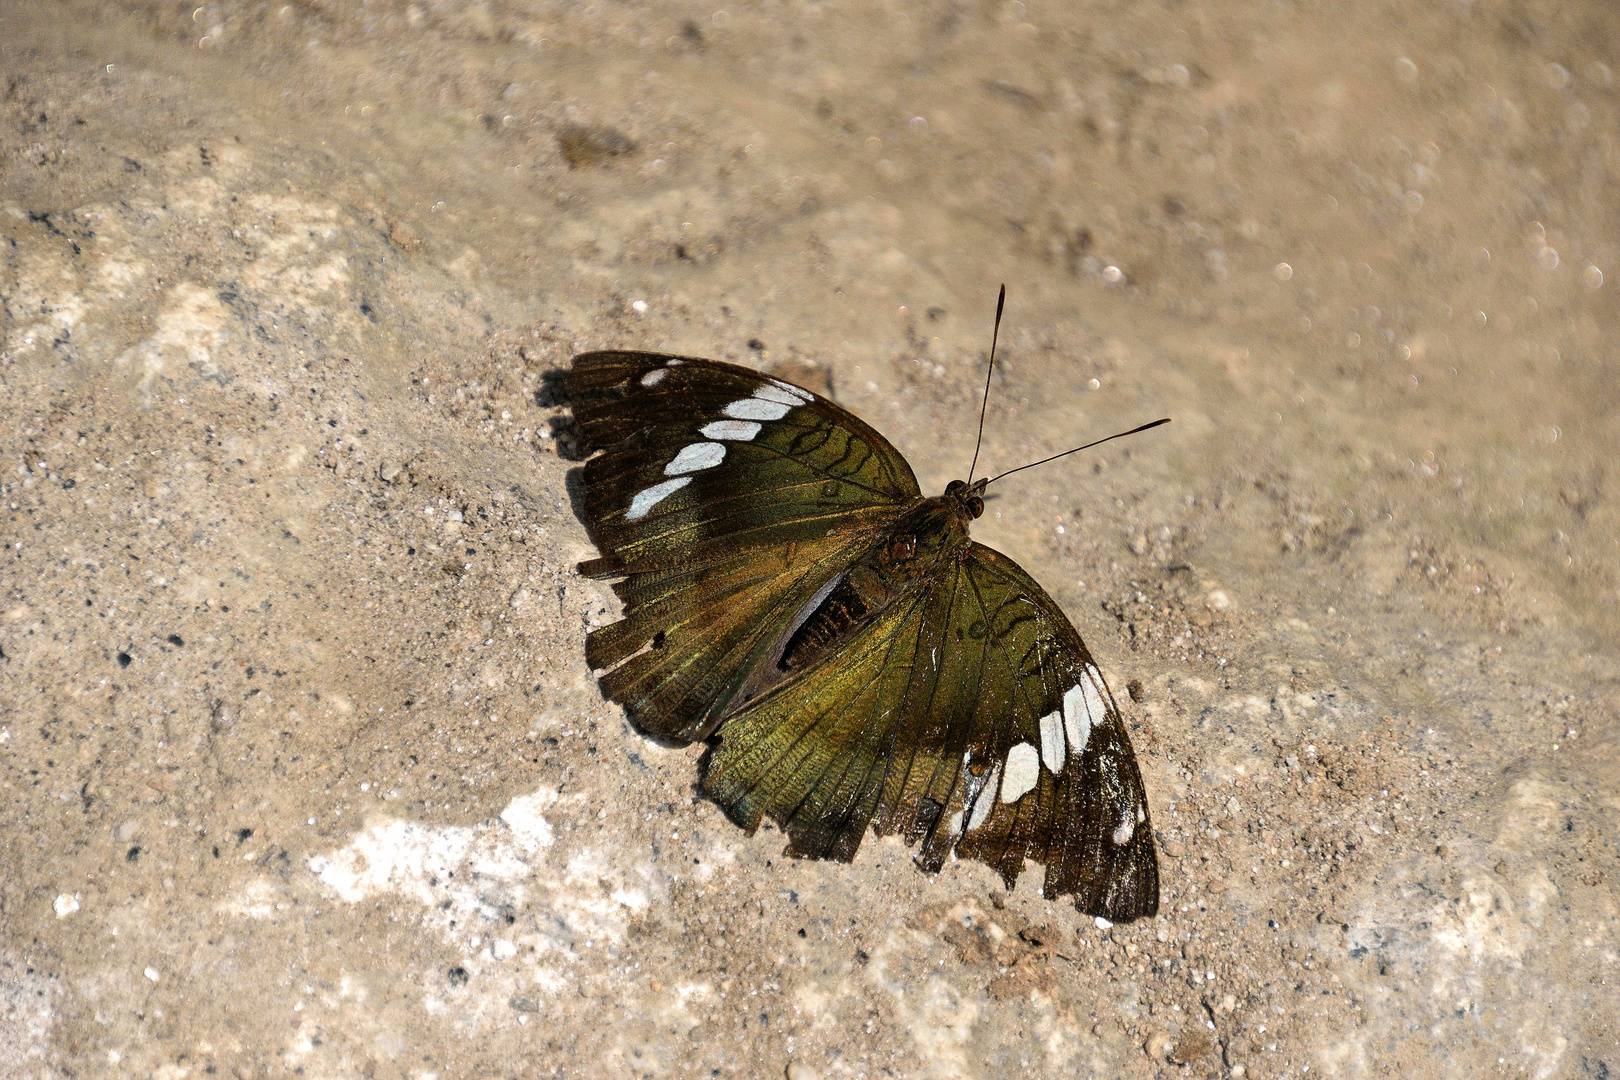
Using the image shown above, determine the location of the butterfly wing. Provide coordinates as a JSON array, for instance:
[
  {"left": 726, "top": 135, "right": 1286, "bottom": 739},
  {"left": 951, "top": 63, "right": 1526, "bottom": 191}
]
[
  {"left": 702, "top": 541, "right": 1158, "bottom": 921},
  {"left": 567, "top": 351, "right": 922, "bottom": 742}
]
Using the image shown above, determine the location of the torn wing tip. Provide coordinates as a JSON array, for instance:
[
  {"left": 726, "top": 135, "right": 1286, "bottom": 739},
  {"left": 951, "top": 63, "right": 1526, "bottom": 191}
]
[{"left": 577, "top": 555, "right": 626, "bottom": 578}]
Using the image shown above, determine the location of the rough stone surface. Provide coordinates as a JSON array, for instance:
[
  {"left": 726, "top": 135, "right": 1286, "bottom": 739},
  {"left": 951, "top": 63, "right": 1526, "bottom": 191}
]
[{"left": 2, "top": 3, "right": 1617, "bottom": 1078}]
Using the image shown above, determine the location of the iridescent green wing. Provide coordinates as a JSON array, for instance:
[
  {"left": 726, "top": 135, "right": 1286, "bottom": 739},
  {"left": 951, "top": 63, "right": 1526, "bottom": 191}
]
[
  {"left": 567, "top": 351, "right": 921, "bottom": 743},
  {"left": 702, "top": 542, "right": 1158, "bottom": 922}
]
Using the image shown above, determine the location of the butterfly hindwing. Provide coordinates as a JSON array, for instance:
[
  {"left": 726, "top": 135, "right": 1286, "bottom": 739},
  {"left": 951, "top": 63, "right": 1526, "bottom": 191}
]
[
  {"left": 567, "top": 351, "right": 921, "bottom": 742},
  {"left": 701, "top": 576, "right": 939, "bottom": 861},
  {"left": 703, "top": 541, "right": 1158, "bottom": 921},
  {"left": 951, "top": 544, "right": 1158, "bottom": 919}
]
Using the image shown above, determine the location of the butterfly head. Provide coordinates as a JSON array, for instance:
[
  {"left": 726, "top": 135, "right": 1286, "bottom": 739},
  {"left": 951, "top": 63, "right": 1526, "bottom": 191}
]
[{"left": 943, "top": 478, "right": 988, "bottom": 520}]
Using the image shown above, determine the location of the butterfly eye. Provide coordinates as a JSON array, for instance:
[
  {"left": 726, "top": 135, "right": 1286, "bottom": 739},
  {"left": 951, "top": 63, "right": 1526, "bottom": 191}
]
[
  {"left": 945, "top": 479, "right": 967, "bottom": 496},
  {"left": 966, "top": 496, "right": 985, "bottom": 519}
]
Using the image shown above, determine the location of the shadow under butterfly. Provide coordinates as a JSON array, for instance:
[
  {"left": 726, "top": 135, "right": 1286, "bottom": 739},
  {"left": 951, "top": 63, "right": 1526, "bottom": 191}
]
[{"left": 564, "top": 290, "right": 1167, "bottom": 921}]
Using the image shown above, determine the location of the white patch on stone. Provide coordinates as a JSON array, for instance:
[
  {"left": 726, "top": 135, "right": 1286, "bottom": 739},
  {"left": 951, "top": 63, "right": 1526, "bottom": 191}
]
[
  {"left": 752, "top": 383, "right": 806, "bottom": 406},
  {"left": 53, "top": 893, "right": 79, "bottom": 918},
  {"left": 626, "top": 477, "right": 691, "bottom": 520},
  {"left": 1000, "top": 743, "right": 1040, "bottom": 803},
  {"left": 1094, "top": 915, "right": 1113, "bottom": 930},
  {"left": 723, "top": 397, "right": 792, "bottom": 421},
  {"left": 310, "top": 799, "right": 545, "bottom": 906},
  {"left": 1063, "top": 684, "right": 1092, "bottom": 759},
  {"left": 700, "top": 419, "right": 762, "bottom": 441},
  {"left": 640, "top": 368, "right": 667, "bottom": 387},
  {"left": 115, "top": 281, "right": 230, "bottom": 406},
  {"left": 217, "top": 877, "right": 279, "bottom": 919},
  {"left": 1112, "top": 812, "right": 1136, "bottom": 846},
  {"left": 967, "top": 764, "right": 1001, "bottom": 831},
  {"left": 293, "top": 787, "right": 659, "bottom": 1025},
  {"left": 664, "top": 441, "right": 726, "bottom": 475},
  {"left": 1038, "top": 710, "right": 1065, "bottom": 772},
  {"left": 498, "top": 793, "right": 557, "bottom": 848}
]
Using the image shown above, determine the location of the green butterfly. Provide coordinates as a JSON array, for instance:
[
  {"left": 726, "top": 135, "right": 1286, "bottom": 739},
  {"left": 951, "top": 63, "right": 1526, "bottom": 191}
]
[{"left": 568, "top": 341, "right": 1160, "bottom": 922}]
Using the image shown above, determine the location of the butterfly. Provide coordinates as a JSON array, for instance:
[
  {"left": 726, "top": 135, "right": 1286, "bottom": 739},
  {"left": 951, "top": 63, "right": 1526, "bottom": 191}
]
[{"left": 566, "top": 317, "right": 1161, "bottom": 922}]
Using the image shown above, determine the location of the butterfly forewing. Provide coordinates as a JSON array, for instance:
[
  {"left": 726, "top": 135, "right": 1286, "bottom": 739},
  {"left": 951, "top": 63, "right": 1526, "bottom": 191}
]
[
  {"left": 567, "top": 351, "right": 920, "bottom": 741},
  {"left": 570, "top": 351, "right": 918, "bottom": 571}
]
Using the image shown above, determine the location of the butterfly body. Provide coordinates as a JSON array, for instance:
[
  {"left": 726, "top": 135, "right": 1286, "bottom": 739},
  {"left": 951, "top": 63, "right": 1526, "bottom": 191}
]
[
  {"left": 734, "top": 485, "right": 979, "bottom": 705},
  {"left": 567, "top": 350, "right": 1158, "bottom": 921}
]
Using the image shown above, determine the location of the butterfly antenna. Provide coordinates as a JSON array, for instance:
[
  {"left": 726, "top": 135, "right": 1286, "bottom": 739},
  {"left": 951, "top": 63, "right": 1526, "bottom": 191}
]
[
  {"left": 984, "top": 417, "right": 1172, "bottom": 487},
  {"left": 966, "top": 284, "right": 1006, "bottom": 486}
]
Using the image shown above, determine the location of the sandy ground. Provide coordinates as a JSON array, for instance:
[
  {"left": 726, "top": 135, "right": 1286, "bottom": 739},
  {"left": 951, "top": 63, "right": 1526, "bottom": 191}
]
[{"left": 2, "top": 2, "right": 1618, "bottom": 1078}]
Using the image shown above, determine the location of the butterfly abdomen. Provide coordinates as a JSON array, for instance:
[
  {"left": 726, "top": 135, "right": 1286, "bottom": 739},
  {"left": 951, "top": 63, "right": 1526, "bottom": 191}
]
[{"left": 777, "top": 576, "right": 872, "bottom": 673}]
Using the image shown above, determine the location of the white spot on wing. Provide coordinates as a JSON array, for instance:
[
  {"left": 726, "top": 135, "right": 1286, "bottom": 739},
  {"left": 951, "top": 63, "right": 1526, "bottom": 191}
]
[
  {"left": 1081, "top": 667, "right": 1107, "bottom": 731},
  {"left": 1000, "top": 743, "right": 1040, "bottom": 802},
  {"left": 967, "top": 763, "right": 1001, "bottom": 831},
  {"left": 664, "top": 441, "right": 726, "bottom": 475},
  {"left": 639, "top": 368, "right": 667, "bottom": 387},
  {"left": 752, "top": 383, "right": 807, "bottom": 406},
  {"left": 1063, "top": 684, "right": 1092, "bottom": 759},
  {"left": 723, "top": 397, "right": 792, "bottom": 421},
  {"left": 625, "top": 477, "right": 691, "bottom": 520},
  {"left": 700, "top": 420, "right": 762, "bottom": 441},
  {"left": 768, "top": 378, "right": 813, "bottom": 401},
  {"left": 1112, "top": 811, "right": 1135, "bottom": 846},
  {"left": 1038, "top": 710, "right": 1065, "bottom": 773}
]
